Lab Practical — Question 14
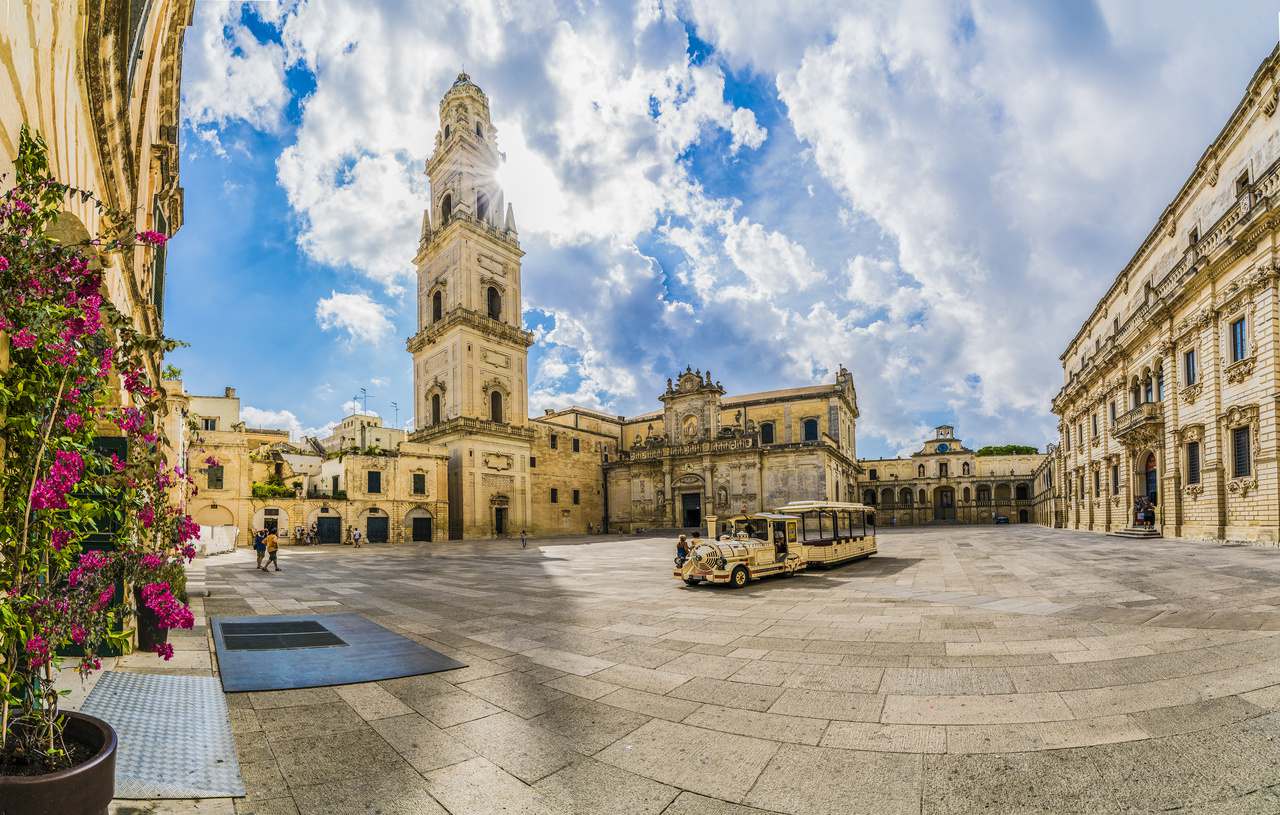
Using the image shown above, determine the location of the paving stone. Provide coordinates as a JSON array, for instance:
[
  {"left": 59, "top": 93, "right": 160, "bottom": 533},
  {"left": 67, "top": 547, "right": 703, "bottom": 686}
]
[
  {"left": 822, "top": 721, "right": 946, "bottom": 753},
  {"left": 683, "top": 704, "right": 828, "bottom": 745},
  {"left": 598, "top": 687, "right": 703, "bottom": 722},
  {"left": 670, "top": 676, "right": 786, "bottom": 711},
  {"left": 270, "top": 727, "right": 411, "bottom": 788},
  {"left": 767, "top": 688, "right": 885, "bottom": 722},
  {"left": 334, "top": 682, "right": 416, "bottom": 721},
  {"left": 883, "top": 692, "right": 1075, "bottom": 725},
  {"left": 534, "top": 757, "right": 679, "bottom": 814},
  {"left": 369, "top": 713, "right": 476, "bottom": 771},
  {"left": 456, "top": 671, "right": 566, "bottom": 718},
  {"left": 423, "top": 757, "right": 566, "bottom": 815},
  {"left": 527, "top": 695, "right": 650, "bottom": 753},
  {"left": 660, "top": 652, "right": 753, "bottom": 679},
  {"left": 597, "top": 719, "right": 779, "bottom": 803},
  {"left": 744, "top": 745, "right": 923, "bottom": 815},
  {"left": 661, "top": 792, "right": 785, "bottom": 814},
  {"left": 248, "top": 687, "right": 341, "bottom": 710},
  {"left": 447, "top": 711, "right": 580, "bottom": 782},
  {"left": 591, "top": 663, "right": 691, "bottom": 694},
  {"left": 256, "top": 702, "right": 367, "bottom": 742},
  {"left": 287, "top": 767, "right": 448, "bottom": 815}
]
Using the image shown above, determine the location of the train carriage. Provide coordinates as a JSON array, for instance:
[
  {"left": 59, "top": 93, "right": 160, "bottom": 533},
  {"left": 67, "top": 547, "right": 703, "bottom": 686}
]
[{"left": 773, "top": 500, "right": 877, "bottom": 567}]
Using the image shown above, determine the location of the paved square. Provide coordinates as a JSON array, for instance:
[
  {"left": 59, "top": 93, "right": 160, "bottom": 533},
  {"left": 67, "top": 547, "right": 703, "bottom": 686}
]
[{"left": 121, "top": 527, "right": 1280, "bottom": 813}]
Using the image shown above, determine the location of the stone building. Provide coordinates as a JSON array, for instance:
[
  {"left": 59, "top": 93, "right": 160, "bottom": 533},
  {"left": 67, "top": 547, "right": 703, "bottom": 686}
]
[
  {"left": 1031, "top": 446, "right": 1064, "bottom": 528},
  {"left": 859, "top": 426, "right": 1043, "bottom": 526},
  {"left": 184, "top": 388, "right": 449, "bottom": 546},
  {"left": 602, "top": 367, "right": 861, "bottom": 533},
  {"left": 1051, "top": 46, "right": 1280, "bottom": 542},
  {"left": 1, "top": 0, "right": 193, "bottom": 466}
]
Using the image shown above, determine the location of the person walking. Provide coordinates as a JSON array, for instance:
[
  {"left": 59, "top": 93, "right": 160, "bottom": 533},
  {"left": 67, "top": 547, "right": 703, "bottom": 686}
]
[
  {"left": 252, "top": 529, "right": 266, "bottom": 569},
  {"left": 261, "top": 529, "right": 281, "bottom": 572},
  {"left": 353, "top": 528, "right": 363, "bottom": 548},
  {"left": 520, "top": 529, "right": 528, "bottom": 549}
]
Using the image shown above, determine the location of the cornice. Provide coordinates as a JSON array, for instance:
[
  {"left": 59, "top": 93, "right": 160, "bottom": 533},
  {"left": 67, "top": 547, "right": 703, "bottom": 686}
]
[{"left": 407, "top": 307, "right": 535, "bottom": 354}]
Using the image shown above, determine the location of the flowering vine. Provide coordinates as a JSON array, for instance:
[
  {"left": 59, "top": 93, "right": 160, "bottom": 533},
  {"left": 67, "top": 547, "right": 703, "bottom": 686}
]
[{"left": 0, "top": 127, "right": 197, "bottom": 773}]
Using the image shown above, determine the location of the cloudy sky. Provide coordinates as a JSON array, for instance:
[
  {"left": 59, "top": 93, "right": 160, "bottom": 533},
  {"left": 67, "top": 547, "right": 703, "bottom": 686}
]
[{"left": 168, "top": 0, "right": 1279, "bottom": 457}]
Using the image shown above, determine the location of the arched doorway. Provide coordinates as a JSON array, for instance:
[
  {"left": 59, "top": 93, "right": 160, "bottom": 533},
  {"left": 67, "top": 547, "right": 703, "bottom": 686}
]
[
  {"left": 406, "top": 507, "right": 435, "bottom": 542},
  {"left": 933, "top": 487, "right": 955, "bottom": 521}
]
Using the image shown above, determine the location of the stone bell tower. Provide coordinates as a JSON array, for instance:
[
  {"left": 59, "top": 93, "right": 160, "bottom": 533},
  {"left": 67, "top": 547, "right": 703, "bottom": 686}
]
[{"left": 408, "top": 73, "right": 534, "bottom": 540}]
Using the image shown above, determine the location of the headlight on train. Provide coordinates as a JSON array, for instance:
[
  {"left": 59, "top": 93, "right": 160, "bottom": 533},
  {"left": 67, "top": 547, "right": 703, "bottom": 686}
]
[{"left": 716, "top": 557, "right": 727, "bottom": 569}]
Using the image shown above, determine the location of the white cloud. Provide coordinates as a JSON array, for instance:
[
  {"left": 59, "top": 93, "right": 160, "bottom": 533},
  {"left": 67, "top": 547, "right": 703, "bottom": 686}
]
[
  {"left": 181, "top": 3, "right": 290, "bottom": 142},
  {"left": 728, "top": 107, "right": 767, "bottom": 153},
  {"left": 315, "top": 291, "right": 394, "bottom": 345},
  {"left": 241, "top": 406, "right": 335, "bottom": 441}
]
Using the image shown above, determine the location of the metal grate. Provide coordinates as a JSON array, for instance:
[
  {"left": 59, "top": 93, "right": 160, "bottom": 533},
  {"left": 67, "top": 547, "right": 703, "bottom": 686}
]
[{"left": 218, "top": 619, "right": 347, "bottom": 651}]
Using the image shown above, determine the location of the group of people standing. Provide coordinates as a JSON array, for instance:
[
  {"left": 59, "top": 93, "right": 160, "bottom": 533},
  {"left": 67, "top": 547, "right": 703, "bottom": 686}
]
[
  {"left": 1133, "top": 496, "right": 1157, "bottom": 528},
  {"left": 252, "top": 529, "right": 281, "bottom": 572}
]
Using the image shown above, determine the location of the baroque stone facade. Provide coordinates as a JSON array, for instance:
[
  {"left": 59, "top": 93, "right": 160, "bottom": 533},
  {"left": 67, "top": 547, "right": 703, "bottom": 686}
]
[
  {"left": 1050, "top": 46, "right": 1280, "bottom": 542},
  {"left": 859, "top": 426, "right": 1043, "bottom": 526}
]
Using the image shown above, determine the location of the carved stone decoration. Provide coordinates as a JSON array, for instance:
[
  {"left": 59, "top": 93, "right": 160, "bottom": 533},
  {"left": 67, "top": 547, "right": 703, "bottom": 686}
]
[
  {"left": 1180, "top": 381, "right": 1202, "bottom": 405},
  {"left": 1177, "top": 424, "right": 1205, "bottom": 445},
  {"left": 482, "top": 452, "right": 513, "bottom": 471},
  {"left": 1225, "top": 357, "right": 1256, "bottom": 384},
  {"left": 1265, "top": 85, "right": 1280, "bottom": 117},
  {"left": 1227, "top": 477, "right": 1258, "bottom": 498},
  {"left": 1183, "top": 483, "right": 1204, "bottom": 499}
]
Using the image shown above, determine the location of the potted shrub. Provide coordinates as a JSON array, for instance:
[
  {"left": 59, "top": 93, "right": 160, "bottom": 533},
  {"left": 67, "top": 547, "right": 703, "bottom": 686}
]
[{"left": 0, "top": 127, "right": 198, "bottom": 814}]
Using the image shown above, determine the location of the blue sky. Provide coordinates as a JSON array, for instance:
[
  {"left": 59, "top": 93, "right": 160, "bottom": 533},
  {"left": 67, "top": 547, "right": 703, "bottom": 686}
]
[{"left": 170, "top": 1, "right": 1280, "bottom": 456}]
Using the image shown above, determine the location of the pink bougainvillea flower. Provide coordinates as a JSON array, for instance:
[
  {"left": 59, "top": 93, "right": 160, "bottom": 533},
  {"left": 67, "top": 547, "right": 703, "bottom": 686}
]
[
  {"left": 138, "top": 504, "right": 155, "bottom": 528},
  {"left": 182, "top": 544, "right": 197, "bottom": 562},
  {"left": 154, "top": 642, "right": 175, "bottom": 661},
  {"left": 63, "top": 412, "right": 83, "bottom": 432},
  {"left": 25, "top": 636, "right": 50, "bottom": 668},
  {"left": 51, "top": 529, "right": 72, "bottom": 551},
  {"left": 70, "top": 625, "right": 87, "bottom": 645},
  {"left": 11, "top": 327, "right": 35, "bottom": 349},
  {"left": 111, "top": 452, "right": 127, "bottom": 472},
  {"left": 204, "top": 455, "right": 219, "bottom": 466},
  {"left": 135, "top": 230, "right": 168, "bottom": 246},
  {"left": 115, "top": 406, "right": 146, "bottom": 434},
  {"left": 140, "top": 553, "right": 164, "bottom": 570},
  {"left": 0, "top": 255, "right": 9, "bottom": 271},
  {"left": 177, "top": 514, "right": 200, "bottom": 544}
]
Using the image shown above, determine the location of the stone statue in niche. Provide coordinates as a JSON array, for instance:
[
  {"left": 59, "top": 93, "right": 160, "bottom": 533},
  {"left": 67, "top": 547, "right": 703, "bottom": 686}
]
[{"left": 656, "top": 489, "right": 665, "bottom": 513}]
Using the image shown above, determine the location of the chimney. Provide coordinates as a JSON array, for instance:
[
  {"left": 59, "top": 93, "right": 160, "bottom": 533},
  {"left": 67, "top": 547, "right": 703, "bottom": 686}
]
[{"left": 225, "top": 387, "right": 237, "bottom": 398}]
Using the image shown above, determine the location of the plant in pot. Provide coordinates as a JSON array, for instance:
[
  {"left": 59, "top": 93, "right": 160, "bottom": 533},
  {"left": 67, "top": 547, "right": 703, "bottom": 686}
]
[{"left": 0, "top": 127, "right": 199, "bottom": 814}]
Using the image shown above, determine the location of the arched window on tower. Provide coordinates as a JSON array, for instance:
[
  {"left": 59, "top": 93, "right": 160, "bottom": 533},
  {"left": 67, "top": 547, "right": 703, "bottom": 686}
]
[
  {"left": 443, "top": 124, "right": 451, "bottom": 140},
  {"left": 802, "top": 418, "right": 818, "bottom": 442},
  {"left": 441, "top": 193, "right": 453, "bottom": 225},
  {"left": 476, "top": 192, "right": 489, "bottom": 223},
  {"left": 490, "top": 390, "right": 503, "bottom": 423},
  {"left": 431, "top": 394, "right": 441, "bottom": 425},
  {"left": 475, "top": 121, "right": 483, "bottom": 138},
  {"left": 432, "top": 290, "right": 442, "bottom": 323},
  {"left": 487, "top": 286, "right": 501, "bottom": 320},
  {"left": 760, "top": 422, "right": 775, "bottom": 444}
]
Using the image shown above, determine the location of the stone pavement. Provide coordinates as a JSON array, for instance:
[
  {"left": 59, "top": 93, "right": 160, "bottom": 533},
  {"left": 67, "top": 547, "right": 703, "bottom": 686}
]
[{"left": 103, "top": 526, "right": 1280, "bottom": 814}]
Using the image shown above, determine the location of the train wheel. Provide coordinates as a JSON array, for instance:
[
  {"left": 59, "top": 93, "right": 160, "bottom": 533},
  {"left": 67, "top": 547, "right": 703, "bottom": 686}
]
[{"left": 731, "top": 566, "right": 748, "bottom": 588}]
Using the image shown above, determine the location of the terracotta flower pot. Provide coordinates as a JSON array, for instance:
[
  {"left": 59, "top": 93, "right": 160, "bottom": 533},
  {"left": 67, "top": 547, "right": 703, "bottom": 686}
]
[{"left": 0, "top": 711, "right": 117, "bottom": 815}]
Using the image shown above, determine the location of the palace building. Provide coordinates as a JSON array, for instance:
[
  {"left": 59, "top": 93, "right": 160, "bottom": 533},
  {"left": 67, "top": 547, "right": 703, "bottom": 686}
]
[
  {"left": 859, "top": 426, "right": 1044, "bottom": 526},
  {"left": 1051, "top": 46, "right": 1280, "bottom": 542}
]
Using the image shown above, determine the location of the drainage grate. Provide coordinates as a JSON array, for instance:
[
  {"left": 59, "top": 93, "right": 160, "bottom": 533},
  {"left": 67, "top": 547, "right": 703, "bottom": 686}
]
[{"left": 218, "top": 619, "right": 347, "bottom": 651}]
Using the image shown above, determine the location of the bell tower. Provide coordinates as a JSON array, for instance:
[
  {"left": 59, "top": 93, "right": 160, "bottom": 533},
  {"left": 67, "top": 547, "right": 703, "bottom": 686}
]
[{"left": 408, "top": 73, "right": 534, "bottom": 540}]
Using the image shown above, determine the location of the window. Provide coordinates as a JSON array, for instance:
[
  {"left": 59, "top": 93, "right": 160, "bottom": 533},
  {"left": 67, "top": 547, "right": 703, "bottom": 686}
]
[
  {"left": 550, "top": 434, "right": 558, "bottom": 449},
  {"left": 1232, "top": 318, "right": 1247, "bottom": 363},
  {"left": 1156, "top": 365, "right": 1164, "bottom": 401},
  {"left": 572, "top": 489, "right": 580, "bottom": 505},
  {"left": 1186, "top": 442, "right": 1201, "bottom": 485},
  {"left": 432, "top": 290, "right": 443, "bottom": 323},
  {"left": 1091, "top": 414, "right": 1098, "bottom": 438},
  {"left": 962, "top": 486, "right": 971, "bottom": 501},
  {"left": 1232, "top": 426, "right": 1251, "bottom": 478},
  {"left": 443, "top": 124, "right": 451, "bottom": 140},
  {"left": 760, "top": 422, "right": 775, "bottom": 445},
  {"left": 207, "top": 465, "right": 224, "bottom": 490},
  {"left": 1184, "top": 350, "right": 1197, "bottom": 386},
  {"left": 1111, "top": 464, "right": 1119, "bottom": 494},
  {"left": 476, "top": 191, "right": 489, "bottom": 223},
  {"left": 475, "top": 120, "right": 484, "bottom": 138},
  {"left": 802, "top": 418, "right": 819, "bottom": 442},
  {"left": 572, "top": 437, "right": 580, "bottom": 453},
  {"left": 1143, "top": 378, "right": 1153, "bottom": 403},
  {"left": 550, "top": 488, "right": 559, "bottom": 504},
  {"left": 201, "top": 417, "right": 217, "bottom": 431},
  {"left": 1079, "top": 475, "right": 1085, "bottom": 499},
  {"left": 939, "top": 463, "right": 948, "bottom": 478},
  {"left": 1078, "top": 423, "right": 1084, "bottom": 446},
  {"left": 441, "top": 192, "right": 452, "bottom": 224},
  {"left": 431, "top": 394, "right": 441, "bottom": 425},
  {"left": 487, "top": 286, "right": 502, "bottom": 320},
  {"left": 530, "top": 456, "right": 537, "bottom": 468},
  {"left": 1093, "top": 471, "right": 1100, "bottom": 497},
  {"left": 1110, "top": 401, "right": 1117, "bottom": 422},
  {"left": 367, "top": 471, "right": 381, "bottom": 494},
  {"left": 1236, "top": 169, "right": 1251, "bottom": 198},
  {"left": 868, "top": 468, "right": 877, "bottom": 480},
  {"left": 412, "top": 473, "right": 426, "bottom": 495},
  {"left": 490, "top": 390, "right": 503, "bottom": 423},
  {"left": 1188, "top": 226, "right": 1199, "bottom": 247}
]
